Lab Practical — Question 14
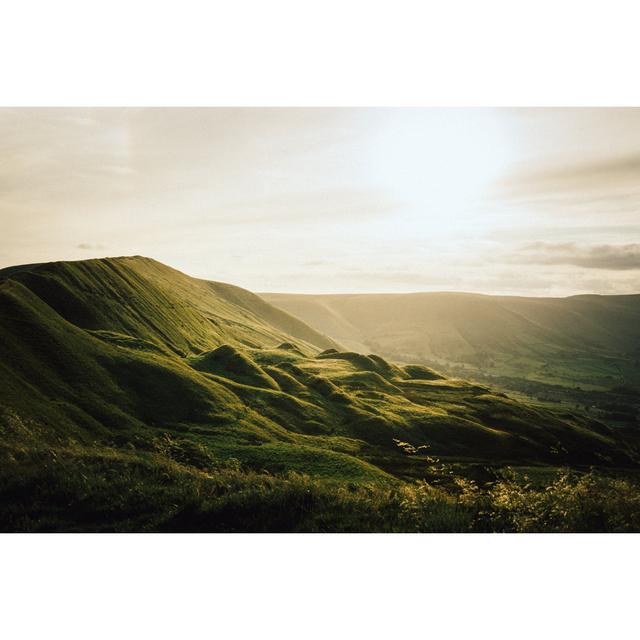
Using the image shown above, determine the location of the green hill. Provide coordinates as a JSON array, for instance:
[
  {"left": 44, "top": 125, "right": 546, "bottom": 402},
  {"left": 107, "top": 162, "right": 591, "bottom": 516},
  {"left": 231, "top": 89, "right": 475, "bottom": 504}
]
[
  {"left": 1, "top": 257, "right": 639, "bottom": 531},
  {"left": 262, "top": 291, "right": 640, "bottom": 420}
]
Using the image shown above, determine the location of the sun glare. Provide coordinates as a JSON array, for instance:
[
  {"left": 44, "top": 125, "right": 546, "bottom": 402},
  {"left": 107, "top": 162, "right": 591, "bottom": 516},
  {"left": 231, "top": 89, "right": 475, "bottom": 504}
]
[{"left": 366, "top": 109, "right": 513, "bottom": 225}]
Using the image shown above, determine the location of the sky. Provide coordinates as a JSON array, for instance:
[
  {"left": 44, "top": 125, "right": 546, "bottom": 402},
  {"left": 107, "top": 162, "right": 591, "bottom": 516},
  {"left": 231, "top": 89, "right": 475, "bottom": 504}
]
[{"left": 1, "top": 107, "right": 640, "bottom": 296}]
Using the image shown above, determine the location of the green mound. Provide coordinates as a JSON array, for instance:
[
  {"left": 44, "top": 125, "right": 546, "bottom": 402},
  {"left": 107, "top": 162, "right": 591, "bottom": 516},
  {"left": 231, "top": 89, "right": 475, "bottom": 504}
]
[
  {"left": 307, "top": 375, "right": 351, "bottom": 403},
  {"left": 276, "top": 341, "right": 305, "bottom": 355},
  {"left": 316, "top": 350, "right": 407, "bottom": 381},
  {"left": 367, "top": 354, "right": 408, "bottom": 380},
  {"left": 227, "top": 442, "right": 392, "bottom": 482},
  {"left": 332, "top": 371, "right": 402, "bottom": 393},
  {"left": 250, "top": 346, "right": 305, "bottom": 366},
  {"left": 262, "top": 365, "right": 308, "bottom": 394},
  {"left": 191, "top": 344, "right": 279, "bottom": 390},
  {"left": 317, "top": 351, "right": 381, "bottom": 371},
  {"left": 403, "top": 364, "right": 446, "bottom": 380},
  {"left": 273, "top": 361, "right": 306, "bottom": 378}
]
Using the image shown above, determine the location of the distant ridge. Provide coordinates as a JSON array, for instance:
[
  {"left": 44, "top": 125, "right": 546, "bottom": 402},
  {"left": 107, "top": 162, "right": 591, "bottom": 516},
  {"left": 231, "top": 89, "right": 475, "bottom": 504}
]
[{"left": 261, "top": 290, "right": 640, "bottom": 394}]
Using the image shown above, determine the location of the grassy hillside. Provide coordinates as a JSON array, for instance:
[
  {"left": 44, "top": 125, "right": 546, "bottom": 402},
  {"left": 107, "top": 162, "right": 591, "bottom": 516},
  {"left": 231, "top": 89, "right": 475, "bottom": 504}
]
[
  {"left": 1, "top": 257, "right": 639, "bottom": 531},
  {"left": 262, "top": 291, "right": 640, "bottom": 424}
]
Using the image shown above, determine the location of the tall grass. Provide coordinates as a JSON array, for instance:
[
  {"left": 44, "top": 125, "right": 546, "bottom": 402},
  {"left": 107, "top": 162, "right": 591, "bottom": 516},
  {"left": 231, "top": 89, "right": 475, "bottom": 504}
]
[{"left": 2, "top": 436, "right": 639, "bottom": 532}]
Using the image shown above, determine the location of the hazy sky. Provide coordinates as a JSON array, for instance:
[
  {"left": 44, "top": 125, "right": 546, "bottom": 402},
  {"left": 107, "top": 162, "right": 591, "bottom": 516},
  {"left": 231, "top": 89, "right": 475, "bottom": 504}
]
[{"left": 1, "top": 107, "right": 640, "bottom": 295}]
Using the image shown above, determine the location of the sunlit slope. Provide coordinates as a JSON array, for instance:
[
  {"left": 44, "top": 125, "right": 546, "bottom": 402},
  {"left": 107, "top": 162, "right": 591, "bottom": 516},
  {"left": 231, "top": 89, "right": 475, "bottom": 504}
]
[
  {"left": 2, "top": 256, "right": 339, "bottom": 355},
  {"left": 0, "top": 257, "right": 635, "bottom": 481},
  {"left": 261, "top": 292, "right": 640, "bottom": 391}
]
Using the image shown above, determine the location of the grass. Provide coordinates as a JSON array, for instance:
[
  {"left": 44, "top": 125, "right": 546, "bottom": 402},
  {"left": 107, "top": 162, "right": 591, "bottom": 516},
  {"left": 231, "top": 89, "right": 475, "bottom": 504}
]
[
  {"left": 190, "top": 344, "right": 280, "bottom": 389},
  {"left": 2, "top": 428, "right": 639, "bottom": 532},
  {"left": 262, "top": 290, "right": 640, "bottom": 425},
  {"left": 1, "top": 256, "right": 640, "bottom": 532}
]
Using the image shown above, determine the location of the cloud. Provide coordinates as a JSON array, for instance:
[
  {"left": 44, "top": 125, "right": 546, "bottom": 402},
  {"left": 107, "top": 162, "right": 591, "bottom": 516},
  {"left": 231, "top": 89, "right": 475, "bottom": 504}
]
[
  {"left": 301, "top": 260, "right": 328, "bottom": 266},
  {"left": 508, "top": 242, "right": 640, "bottom": 271},
  {"left": 495, "top": 151, "right": 640, "bottom": 221},
  {"left": 505, "top": 153, "right": 640, "bottom": 191},
  {"left": 77, "top": 243, "right": 105, "bottom": 251}
]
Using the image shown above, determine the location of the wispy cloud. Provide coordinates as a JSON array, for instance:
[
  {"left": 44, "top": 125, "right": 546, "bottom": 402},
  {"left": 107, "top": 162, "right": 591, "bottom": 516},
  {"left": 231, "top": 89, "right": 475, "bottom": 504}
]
[
  {"left": 77, "top": 243, "right": 105, "bottom": 251},
  {"left": 495, "top": 143, "right": 640, "bottom": 222},
  {"left": 507, "top": 242, "right": 640, "bottom": 271},
  {"left": 301, "top": 260, "right": 328, "bottom": 267},
  {"left": 503, "top": 153, "right": 640, "bottom": 192}
]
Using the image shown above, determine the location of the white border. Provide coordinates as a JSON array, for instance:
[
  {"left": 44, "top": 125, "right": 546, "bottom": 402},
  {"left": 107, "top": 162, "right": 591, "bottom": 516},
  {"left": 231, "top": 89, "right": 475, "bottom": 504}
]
[
  {"left": 2, "top": 1, "right": 639, "bottom": 638},
  {"left": 1, "top": 0, "right": 640, "bottom": 106},
  {"left": 1, "top": 534, "right": 637, "bottom": 639}
]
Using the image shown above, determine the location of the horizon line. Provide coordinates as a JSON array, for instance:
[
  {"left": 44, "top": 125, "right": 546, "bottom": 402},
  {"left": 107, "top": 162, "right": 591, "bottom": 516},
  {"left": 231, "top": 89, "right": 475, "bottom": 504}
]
[{"left": 2, "top": 253, "right": 639, "bottom": 300}]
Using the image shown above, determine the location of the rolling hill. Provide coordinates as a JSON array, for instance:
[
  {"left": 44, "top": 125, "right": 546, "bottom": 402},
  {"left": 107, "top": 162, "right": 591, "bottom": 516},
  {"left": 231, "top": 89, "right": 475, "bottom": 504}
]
[
  {"left": 1, "top": 256, "right": 639, "bottom": 531},
  {"left": 262, "top": 291, "right": 640, "bottom": 417}
]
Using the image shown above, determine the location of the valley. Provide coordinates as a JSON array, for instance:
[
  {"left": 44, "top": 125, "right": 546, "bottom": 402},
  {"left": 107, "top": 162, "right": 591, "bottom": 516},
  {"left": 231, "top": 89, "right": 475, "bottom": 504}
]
[{"left": 263, "top": 291, "right": 640, "bottom": 431}]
